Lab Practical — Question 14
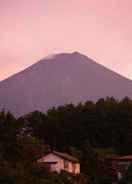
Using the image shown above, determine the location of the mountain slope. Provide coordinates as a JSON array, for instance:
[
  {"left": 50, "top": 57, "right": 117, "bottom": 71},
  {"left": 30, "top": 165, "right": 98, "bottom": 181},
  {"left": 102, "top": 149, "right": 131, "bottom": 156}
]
[{"left": 0, "top": 52, "right": 132, "bottom": 116}]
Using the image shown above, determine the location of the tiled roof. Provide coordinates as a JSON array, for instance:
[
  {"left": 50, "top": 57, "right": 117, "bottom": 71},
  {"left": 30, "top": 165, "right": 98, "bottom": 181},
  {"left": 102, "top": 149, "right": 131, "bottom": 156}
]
[
  {"left": 52, "top": 151, "right": 79, "bottom": 163},
  {"left": 110, "top": 155, "right": 132, "bottom": 161}
]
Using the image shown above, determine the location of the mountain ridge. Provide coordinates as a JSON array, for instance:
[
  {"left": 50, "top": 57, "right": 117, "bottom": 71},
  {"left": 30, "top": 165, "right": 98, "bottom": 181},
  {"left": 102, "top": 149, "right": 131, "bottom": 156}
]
[
  {"left": 1, "top": 52, "right": 131, "bottom": 83},
  {"left": 0, "top": 52, "right": 132, "bottom": 116}
]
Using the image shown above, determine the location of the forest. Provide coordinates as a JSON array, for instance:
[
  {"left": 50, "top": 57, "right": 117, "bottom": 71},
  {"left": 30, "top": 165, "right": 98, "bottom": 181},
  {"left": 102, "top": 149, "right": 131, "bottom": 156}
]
[{"left": 0, "top": 97, "right": 132, "bottom": 184}]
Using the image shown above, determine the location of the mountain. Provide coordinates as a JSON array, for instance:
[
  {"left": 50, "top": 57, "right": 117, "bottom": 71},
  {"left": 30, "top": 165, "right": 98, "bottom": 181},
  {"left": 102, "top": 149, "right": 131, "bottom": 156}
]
[{"left": 0, "top": 52, "right": 132, "bottom": 116}]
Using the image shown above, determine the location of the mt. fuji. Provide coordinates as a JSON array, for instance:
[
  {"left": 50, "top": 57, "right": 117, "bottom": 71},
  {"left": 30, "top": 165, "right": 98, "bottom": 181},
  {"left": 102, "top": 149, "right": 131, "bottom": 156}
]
[{"left": 0, "top": 52, "right": 132, "bottom": 116}]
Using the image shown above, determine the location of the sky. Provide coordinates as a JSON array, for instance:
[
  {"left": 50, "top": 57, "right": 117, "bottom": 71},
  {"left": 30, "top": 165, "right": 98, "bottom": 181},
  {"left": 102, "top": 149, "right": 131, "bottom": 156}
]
[{"left": 1, "top": 0, "right": 132, "bottom": 80}]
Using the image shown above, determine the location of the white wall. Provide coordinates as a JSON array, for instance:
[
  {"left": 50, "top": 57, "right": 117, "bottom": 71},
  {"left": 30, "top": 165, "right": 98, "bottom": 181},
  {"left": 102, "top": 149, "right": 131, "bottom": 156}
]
[
  {"left": 38, "top": 153, "right": 63, "bottom": 173},
  {"left": 38, "top": 153, "right": 80, "bottom": 174}
]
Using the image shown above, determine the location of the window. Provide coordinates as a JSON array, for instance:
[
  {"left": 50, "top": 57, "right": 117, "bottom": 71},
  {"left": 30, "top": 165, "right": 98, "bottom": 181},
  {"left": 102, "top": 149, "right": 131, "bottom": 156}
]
[
  {"left": 72, "top": 164, "right": 76, "bottom": 174},
  {"left": 64, "top": 160, "right": 69, "bottom": 170}
]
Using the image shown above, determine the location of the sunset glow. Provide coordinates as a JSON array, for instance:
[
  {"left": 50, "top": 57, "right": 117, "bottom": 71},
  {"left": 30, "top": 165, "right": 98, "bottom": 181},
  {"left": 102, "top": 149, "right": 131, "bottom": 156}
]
[{"left": 1, "top": 0, "right": 132, "bottom": 80}]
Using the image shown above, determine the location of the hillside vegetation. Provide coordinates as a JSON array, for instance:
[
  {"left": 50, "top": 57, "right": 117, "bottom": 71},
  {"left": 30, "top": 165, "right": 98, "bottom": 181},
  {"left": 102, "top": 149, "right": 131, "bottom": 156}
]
[{"left": 0, "top": 97, "right": 132, "bottom": 183}]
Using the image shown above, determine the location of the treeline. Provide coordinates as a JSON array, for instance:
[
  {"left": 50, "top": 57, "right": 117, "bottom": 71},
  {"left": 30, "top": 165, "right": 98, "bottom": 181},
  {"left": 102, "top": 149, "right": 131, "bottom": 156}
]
[
  {"left": 24, "top": 97, "right": 132, "bottom": 154},
  {"left": 1, "top": 97, "right": 132, "bottom": 183}
]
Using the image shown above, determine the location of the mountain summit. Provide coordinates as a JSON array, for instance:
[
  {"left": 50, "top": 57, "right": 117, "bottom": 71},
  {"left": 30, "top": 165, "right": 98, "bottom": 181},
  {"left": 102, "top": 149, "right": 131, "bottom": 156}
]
[{"left": 0, "top": 52, "right": 132, "bottom": 116}]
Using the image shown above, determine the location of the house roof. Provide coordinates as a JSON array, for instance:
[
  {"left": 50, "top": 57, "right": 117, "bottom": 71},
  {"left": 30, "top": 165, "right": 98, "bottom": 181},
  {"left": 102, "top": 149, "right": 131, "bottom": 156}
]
[
  {"left": 109, "top": 155, "right": 132, "bottom": 161},
  {"left": 51, "top": 151, "right": 79, "bottom": 163}
]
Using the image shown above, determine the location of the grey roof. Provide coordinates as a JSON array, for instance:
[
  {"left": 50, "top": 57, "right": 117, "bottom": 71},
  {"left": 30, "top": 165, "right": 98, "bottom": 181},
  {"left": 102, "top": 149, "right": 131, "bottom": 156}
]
[{"left": 52, "top": 151, "right": 79, "bottom": 163}]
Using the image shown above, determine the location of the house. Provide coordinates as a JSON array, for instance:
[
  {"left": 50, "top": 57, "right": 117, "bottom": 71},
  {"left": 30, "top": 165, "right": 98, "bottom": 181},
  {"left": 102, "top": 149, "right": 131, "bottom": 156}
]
[
  {"left": 107, "top": 155, "right": 132, "bottom": 182},
  {"left": 37, "top": 151, "right": 80, "bottom": 174}
]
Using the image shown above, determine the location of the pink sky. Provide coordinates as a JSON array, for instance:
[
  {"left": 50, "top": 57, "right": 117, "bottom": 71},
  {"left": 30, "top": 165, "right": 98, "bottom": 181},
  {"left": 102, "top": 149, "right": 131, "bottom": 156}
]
[{"left": 1, "top": 0, "right": 132, "bottom": 80}]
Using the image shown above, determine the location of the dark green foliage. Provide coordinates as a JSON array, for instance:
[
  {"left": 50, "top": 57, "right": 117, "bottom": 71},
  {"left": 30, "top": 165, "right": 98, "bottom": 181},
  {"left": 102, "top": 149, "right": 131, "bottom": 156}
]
[
  {"left": 25, "top": 97, "right": 132, "bottom": 154},
  {"left": 1, "top": 97, "right": 132, "bottom": 183}
]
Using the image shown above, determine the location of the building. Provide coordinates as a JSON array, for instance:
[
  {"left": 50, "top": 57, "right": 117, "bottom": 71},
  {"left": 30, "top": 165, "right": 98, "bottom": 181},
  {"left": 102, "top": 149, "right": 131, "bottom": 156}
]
[
  {"left": 38, "top": 151, "right": 80, "bottom": 174},
  {"left": 107, "top": 155, "right": 132, "bottom": 183}
]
